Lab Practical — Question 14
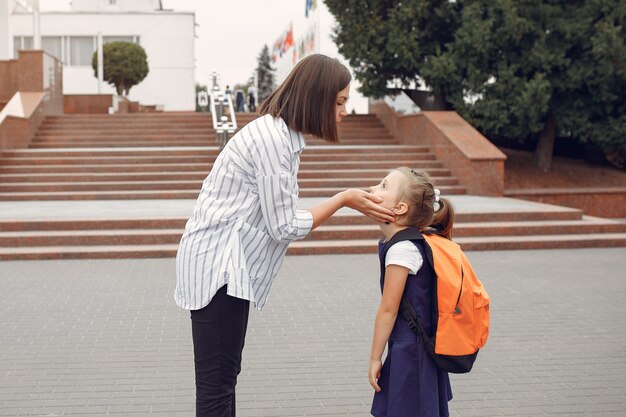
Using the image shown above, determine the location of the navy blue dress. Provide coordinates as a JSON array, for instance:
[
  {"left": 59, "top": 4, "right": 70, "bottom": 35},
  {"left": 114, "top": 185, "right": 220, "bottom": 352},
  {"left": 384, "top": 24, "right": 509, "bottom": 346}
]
[{"left": 371, "top": 238, "right": 452, "bottom": 417}]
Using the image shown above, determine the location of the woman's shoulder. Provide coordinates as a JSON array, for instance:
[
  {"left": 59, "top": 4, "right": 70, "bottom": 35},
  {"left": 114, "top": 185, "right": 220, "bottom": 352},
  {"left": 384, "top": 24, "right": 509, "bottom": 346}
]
[
  {"left": 243, "top": 114, "right": 286, "bottom": 140},
  {"left": 229, "top": 115, "right": 290, "bottom": 165}
]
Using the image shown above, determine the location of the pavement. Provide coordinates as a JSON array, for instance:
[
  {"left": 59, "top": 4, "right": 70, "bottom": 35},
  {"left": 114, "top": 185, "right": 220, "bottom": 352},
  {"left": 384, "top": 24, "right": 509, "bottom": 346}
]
[{"left": 1, "top": 248, "right": 626, "bottom": 416}]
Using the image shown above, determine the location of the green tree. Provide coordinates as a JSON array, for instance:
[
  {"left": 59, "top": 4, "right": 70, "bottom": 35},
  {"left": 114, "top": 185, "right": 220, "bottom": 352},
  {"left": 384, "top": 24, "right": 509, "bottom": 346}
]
[
  {"left": 451, "top": 0, "right": 626, "bottom": 170},
  {"left": 92, "top": 41, "right": 149, "bottom": 96},
  {"left": 256, "top": 45, "right": 275, "bottom": 103},
  {"left": 325, "top": 0, "right": 462, "bottom": 109}
]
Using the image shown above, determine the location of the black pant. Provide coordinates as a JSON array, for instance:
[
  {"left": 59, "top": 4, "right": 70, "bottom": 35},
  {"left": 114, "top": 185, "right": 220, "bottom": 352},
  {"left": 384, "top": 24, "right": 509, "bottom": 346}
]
[{"left": 191, "top": 285, "right": 250, "bottom": 417}]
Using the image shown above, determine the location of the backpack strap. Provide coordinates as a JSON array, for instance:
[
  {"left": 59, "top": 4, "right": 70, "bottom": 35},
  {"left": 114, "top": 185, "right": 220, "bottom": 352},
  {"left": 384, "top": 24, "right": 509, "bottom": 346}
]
[{"left": 379, "top": 227, "right": 437, "bottom": 342}]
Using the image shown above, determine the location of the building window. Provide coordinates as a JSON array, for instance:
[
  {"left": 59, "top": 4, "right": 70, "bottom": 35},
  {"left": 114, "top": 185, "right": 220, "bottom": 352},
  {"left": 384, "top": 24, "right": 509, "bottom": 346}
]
[
  {"left": 12, "top": 35, "right": 139, "bottom": 65},
  {"left": 42, "top": 37, "right": 63, "bottom": 63},
  {"left": 103, "top": 36, "right": 134, "bottom": 45},
  {"left": 13, "top": 36, "right": 33, "bottom": 58},
  {"left": 69, "top": 36, "right": 95, "bottom": 66}
]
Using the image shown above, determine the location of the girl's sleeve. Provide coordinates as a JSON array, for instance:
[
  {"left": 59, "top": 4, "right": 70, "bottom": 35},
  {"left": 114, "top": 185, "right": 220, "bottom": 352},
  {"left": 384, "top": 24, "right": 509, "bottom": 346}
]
[{"left": 385, "top": 241, "right": 423, "bottom": 274}]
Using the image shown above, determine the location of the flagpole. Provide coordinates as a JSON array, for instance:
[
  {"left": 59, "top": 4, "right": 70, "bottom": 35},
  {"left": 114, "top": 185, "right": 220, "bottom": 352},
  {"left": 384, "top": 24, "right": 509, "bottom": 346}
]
[
  {"left": 317, "top": 0, "right": 321, "bottom": 54},
  {"left": 32, "top": 0, "right": 41, "bottom": 49}
]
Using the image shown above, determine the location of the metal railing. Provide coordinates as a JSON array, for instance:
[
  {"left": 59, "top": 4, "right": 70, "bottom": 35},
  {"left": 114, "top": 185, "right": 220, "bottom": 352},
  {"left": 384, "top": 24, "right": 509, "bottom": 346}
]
[{"left": 209, "top": 72, "right": 237, "bottom": 149}]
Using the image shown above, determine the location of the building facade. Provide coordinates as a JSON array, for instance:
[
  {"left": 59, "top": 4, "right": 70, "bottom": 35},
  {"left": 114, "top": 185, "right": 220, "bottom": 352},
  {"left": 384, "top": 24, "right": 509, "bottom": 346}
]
[{"left": 3, "top": 0, "right": 195, "bottom": 111}]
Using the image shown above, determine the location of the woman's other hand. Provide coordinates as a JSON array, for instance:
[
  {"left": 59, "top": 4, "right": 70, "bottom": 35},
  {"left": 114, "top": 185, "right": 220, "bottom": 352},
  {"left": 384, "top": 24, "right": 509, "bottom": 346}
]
[{"left": 340, "top": 189, "right": 395, "bottom": 224}]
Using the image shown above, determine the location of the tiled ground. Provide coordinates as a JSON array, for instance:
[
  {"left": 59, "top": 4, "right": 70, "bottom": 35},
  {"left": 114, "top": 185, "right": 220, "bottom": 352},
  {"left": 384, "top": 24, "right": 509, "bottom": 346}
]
[{"left": 1, "top": 248, "right": 625, "bottom": 416}]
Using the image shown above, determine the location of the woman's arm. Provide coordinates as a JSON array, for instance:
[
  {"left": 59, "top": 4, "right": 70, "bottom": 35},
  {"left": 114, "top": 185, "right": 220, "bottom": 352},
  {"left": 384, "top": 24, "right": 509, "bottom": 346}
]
[
  {"left": 368, "top": 264, "right": 410, "bottom": 392},
  {"left": 307, "top": 189, "right": 395, "bottom": 229}
]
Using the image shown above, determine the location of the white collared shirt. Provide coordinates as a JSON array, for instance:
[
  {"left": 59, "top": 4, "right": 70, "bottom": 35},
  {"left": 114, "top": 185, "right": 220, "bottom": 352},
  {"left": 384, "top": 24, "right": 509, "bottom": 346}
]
[{"left": 175, "top": 115, "right": 314, "bottom": 311}]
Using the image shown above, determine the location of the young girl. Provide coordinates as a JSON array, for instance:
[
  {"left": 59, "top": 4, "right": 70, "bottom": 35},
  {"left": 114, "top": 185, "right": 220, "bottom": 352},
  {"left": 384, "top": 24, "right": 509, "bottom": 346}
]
[{"left": 368, "top": 167, "right": 454, "bottom": 417}]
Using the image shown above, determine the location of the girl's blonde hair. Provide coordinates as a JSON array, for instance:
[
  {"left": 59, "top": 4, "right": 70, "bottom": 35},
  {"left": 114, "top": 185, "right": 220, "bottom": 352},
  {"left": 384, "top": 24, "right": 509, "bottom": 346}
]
[{"left": 395, "top": 167, "right": 455, "bottom": 239}]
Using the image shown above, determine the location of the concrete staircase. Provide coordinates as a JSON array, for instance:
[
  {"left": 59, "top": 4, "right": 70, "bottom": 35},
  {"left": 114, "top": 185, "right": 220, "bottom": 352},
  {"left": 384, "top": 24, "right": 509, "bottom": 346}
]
[
  {"left": 0, "top": 147, "right": 460, "bottom": 200},
  {"left": 0, "top": 112, "right": 625, "bottom": 260},
  {"left": 28, "top": 113, "right": 400, "bottom": 148},
  {"left": 0, "top": 112, "right": 461, "bottom": 200}
]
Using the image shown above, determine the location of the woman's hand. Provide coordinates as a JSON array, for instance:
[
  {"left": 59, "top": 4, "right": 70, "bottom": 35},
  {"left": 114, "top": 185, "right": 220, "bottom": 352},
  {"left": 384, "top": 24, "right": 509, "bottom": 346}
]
[
  {"left": 340, "top": 189, "right": 395, "bottom": 224},
  {"left": 368, "top": 358, "right": 382, "bottom": 392}
]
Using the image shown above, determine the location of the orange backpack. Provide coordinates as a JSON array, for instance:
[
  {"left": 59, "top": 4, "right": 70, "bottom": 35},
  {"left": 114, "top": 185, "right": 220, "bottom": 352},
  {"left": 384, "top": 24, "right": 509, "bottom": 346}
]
[{"left": 381, "top": 228, "right": 490, "bottom": 373}]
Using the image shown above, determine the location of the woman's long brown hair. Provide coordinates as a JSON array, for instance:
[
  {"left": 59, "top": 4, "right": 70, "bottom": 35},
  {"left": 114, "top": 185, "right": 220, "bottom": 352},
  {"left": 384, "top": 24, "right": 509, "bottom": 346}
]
[{"left": 259, "top": 54, "right": 351, "bottom": 143}]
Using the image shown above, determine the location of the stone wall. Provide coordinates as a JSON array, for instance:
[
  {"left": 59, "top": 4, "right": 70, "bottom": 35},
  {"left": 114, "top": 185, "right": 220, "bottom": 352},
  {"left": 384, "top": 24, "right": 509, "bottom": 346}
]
[
  {"left": 64, "top": 95, "right": 113, "bottom": 114},
  {"left": 0, "top": 51, "right": 63, "bottom": 149}
]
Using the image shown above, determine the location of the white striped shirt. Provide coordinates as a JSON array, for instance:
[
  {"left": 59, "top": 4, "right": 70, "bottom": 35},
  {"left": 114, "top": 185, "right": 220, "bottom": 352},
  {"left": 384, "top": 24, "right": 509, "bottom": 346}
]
[{"left": 175, "top": 114, "right": 314, "bottom": 311}]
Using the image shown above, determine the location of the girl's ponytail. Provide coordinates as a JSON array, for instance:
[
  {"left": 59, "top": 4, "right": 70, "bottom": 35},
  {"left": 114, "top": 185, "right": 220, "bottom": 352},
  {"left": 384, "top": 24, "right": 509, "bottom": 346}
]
[{"left": 430, "top": 197, "right": 455, "bottom": 240}]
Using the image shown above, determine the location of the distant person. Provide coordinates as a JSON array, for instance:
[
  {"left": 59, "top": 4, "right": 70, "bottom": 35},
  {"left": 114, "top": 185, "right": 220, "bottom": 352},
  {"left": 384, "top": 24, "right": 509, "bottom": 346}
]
[
  {"left": 248, "top": 91, "right": 256, "bottom": 112},
  {"left": 175, "top": 54, "right": 395, "bottom": 417},
  {"left": 225, "top": 85, "right": 232, "bottom": 95},
  {"left": 247, "top": 86, "right": 258, "bottom": 112},
  {"left": 235, "top": 89, "right": 245, "bottom": 112},
  {"left": 368, "top": 168, "right": 454, "bottom": 417}
]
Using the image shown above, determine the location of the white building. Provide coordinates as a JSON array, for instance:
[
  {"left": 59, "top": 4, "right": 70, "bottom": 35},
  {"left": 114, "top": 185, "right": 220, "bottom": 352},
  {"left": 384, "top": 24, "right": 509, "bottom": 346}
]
[
  {"left": 269, "top": 0, "right": 368, "bottom": 113},
  {"left": 2, "top": 0, "right": 195, "bottom": 111}
]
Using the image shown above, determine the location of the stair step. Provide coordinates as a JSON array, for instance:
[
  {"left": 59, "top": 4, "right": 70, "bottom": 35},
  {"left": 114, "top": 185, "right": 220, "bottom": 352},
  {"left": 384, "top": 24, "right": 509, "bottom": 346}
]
[
  {"left": 0, "top": 228, "right": 183, "bottom": 246},
  {"left": 0, "top": 152, "right": 435, "bottom": 165},
  {"left": 0, "top": 185, "right": 467, "bottom": 200},
  {"left": 0, "top": 210, "right": 589, "bottom": 234},
  {"left": 0, "top": 218, "right": 188, "bottom": 232},
  {"left": 0, "top": 168, "right": 451, "bottom": 179},
  {"left": 0, "top": 160, "right": 444, "bottom": 174},
  {"left": 0, "top": 244, "right": 181, "bottom": 260},
  {"left": 39, "top": 124, "right": 212, "bottom": 129},
  {"left": 3, "top": 145, "right": 428, "bottom": 158},
  {"left": 290, "top": 233, "right": 626, "bottom": 254},
  {"left": 300, "top": 186, "right": 466, "bottom": 197},
  {"left": 2, "top": 233, "right": 625, "bottom": 260},
  {"left": 308, "top": 220, "right": 626, "bottom": 240},
  {"left": 0, "top": 176, "right": 459, "bottom": 187},
  {"left": 29, "top": 142, "right": 222, "bottom": 148},
  {"left": 32, "top": 135, "right": 216, "bottom": 142},
  {"left": 36, "top": 128, "right": 213, "bottom": 135},
  {"left": 29, "top": 140, "right": 402, "bottom": 149}
]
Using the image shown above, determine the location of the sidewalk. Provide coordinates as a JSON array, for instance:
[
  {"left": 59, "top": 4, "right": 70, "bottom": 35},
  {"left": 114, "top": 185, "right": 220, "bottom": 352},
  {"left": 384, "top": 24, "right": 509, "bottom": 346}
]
[{"left": 1, "top": 248, "right": 625, "bottom": 416}]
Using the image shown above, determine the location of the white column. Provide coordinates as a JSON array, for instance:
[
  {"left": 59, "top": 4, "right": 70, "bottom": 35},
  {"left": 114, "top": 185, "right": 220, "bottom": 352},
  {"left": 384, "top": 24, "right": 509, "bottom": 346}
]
[
  {"left": 32, "top": 0, "right": 40, "bottom": 49},
  {"left": 0, "top": 0, "right": 11, "bottom": 59}
]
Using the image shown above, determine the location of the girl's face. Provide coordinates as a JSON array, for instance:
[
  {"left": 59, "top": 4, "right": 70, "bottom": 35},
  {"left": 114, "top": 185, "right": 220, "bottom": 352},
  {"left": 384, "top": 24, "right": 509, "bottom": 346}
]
[
  {"left": 369, "top": 170, "right": 406, "bottom": 211},
  {"left": 336, "top": 84, "right": 350, "bottom": 123}
]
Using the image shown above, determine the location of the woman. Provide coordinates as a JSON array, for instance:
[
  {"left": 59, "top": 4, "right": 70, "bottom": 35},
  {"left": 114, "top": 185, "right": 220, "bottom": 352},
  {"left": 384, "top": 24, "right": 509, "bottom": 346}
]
[{"left": 175, "top": 54, "right": 395, "bottom": 417}]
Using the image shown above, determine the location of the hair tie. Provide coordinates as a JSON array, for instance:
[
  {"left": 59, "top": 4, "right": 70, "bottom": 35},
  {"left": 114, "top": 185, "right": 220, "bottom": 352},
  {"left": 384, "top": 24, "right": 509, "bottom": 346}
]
[{"left": 433, "top": 188, "right": 441, "bottom": 211}]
